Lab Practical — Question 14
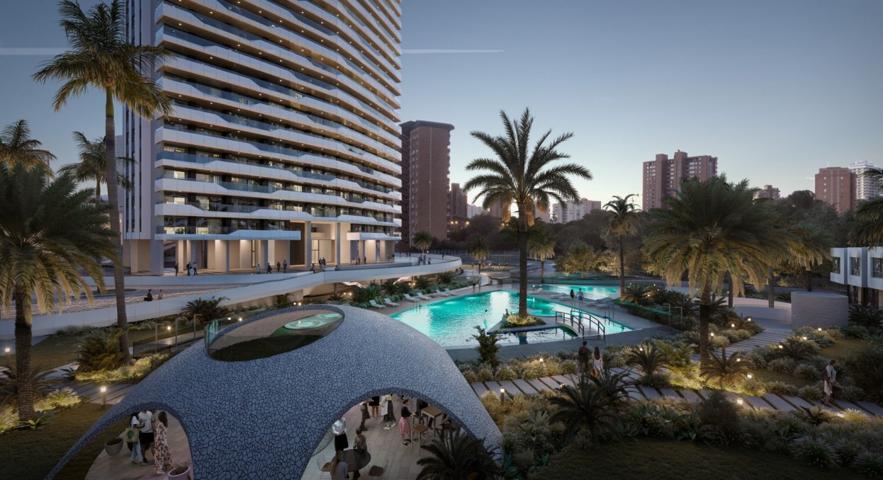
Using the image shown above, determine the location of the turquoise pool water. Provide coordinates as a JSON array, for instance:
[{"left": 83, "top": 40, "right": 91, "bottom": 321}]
[
  {"left": 391, "top": 290, "right": 631, "bottom": 347},
  {"left": 532, "top": 283, "right": 620, "bottom": 299}
]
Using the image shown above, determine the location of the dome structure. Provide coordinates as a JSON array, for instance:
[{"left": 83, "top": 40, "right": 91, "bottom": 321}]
[{"left": 49, "top": 305, "right": 502, "bottom": 479}]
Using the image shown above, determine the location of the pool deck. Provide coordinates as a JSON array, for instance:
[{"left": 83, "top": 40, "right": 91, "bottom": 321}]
[{"left": 375, "top": 284, "right": 678, "bottom": 362}]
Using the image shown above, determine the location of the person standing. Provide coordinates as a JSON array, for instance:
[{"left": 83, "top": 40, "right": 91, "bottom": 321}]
[
  {"left": 157, "top": 290, "right": 164, "bottom": 300},
  {"left": 578, "top": 341, "right": 590, "bottom": 374},
  {"left": 126, "top": 413, "right": 143, "bottom": 464},
  {"left": 369, "top": 395, "right": 380, "bottom": 420},
  {"left": 823, "top": 360, "right": 839, "bottom": 405},
  {"left": 570, "top": 289, "right": 575, "bottom": 301},
  {"left": 137, "top": 410, "right": 154, "bottom": 462},
  {"left": 592, "top": 346, "right": 604, "bottom": 378},
  {"left": 153, "top": 411, "right": 172, "bottom": 475},
  {"left": 332, "top": 418, "right": 348, "bottom": 452},
  {"left": 359, "top": 400, "right": 370, "bottom": 430},
  {"left": 399, "top": 399, "right": 412, "bottom": 445},
  {"left": 283, "top": 259, "right": 288, "bottom": 273},
  {"left": 173, "top": 262, "right": 178, "bottom": 277},
  {"left": 382, "top": 394, "right": 396, "bottom": 430},
  {"left": 330, "top": 451, "right": 348, "bottom": 480}
]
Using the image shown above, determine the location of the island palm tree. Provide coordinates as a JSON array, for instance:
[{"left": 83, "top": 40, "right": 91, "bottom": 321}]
[
  {"left": 416, "top": 429, "right": 501, "bottom": 480},
  {"left": 603, "top": 194, "right": 638, "bottom": 295},
  {"left": 643, "top": 177, "right": 783, "bottom": 365},
  {"left": 528, "top": 228, "right": 555, "bottom": 283},
  {"left": 58, "top": 131, "right": 131, "bottom": 204},
  {"left": 34, "top": 0, "right": 172, "bottom": 363},
  {"left": 413, "top": 231, "right": 433, "bottom": 254},
  {"left": 464, "top": 109, "right": 591, "bottom": 318},
  {"left": 0, "top": 166, "right": 115, "bottom": 420},
  {"left": 0, "top": 120, "right": 55, "bottom": 173}
]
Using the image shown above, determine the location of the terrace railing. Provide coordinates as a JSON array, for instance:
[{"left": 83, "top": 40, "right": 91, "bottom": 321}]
[{"left": 555, "top": 310, "right": 607, "bottom": 342}]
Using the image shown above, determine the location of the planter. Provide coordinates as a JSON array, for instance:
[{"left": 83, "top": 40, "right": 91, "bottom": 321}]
[
  {"left": 167, "top": 464, "right": 192, "bottom": 480},
  {"left": 104, "top": 437, "right": 123, "bottom": 456}
]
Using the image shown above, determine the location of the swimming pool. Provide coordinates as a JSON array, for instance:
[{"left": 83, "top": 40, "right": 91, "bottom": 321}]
[
  {"left": 390, "top": 290, "right": 631, "bottom": 348},
  {"left": 531, "top": 283, "right": 620, "bottom": 299}
]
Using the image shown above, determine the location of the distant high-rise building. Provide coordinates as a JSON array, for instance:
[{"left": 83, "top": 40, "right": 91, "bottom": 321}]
[
  {"left": 466, "top": 204, "right": 484, "bottom": 218},
  {"left": 754, "top": 185, "right": 781, "bottom": 200},
  {"left": 551, "top": 199, "right": 602, "bottom": 223},
  {"left": 642, "top": 150, "right": 718, "bottom": 210},
  {"left": 815, "top": 167, "right": 856, "bottom": 215},
  {"left": 534, "top": 204, "right": 552, "bottom": 223},
  {"left": 850, "top": 161, "right": 881, "bottom": 201},
  {"left": 401, "top": 121, "right": 454, "bottom": 244},
  {"left": 486, "top": 199, "right": 509, "bottom": 220},
  {"left": 447, "top": 183, "right": 469, "bottom": 232}
]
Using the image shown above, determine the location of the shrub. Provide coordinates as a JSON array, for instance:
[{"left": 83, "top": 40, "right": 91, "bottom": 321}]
[
  {"left": 462, "top": 369, "right": 478, "bottom": 384},
  {"left": 849, "top": 304, "right": 883, "bottom": 330},
  {"left": 696, "top": 391, "right": 740, "bottom": 445},
  {"left": 768, "top": 357, "right": 797, "bottom": 375},
  {"left": 700, "top": 347, "right": 749, "bottom": 389},
  {"left": 794, "top": 327, "right": 837, "bottom": 348},
  {"left": 844, "top": 343, "right": 883, "bottom": 402},
  {"left": 559, "top": 359, "right": 578, "bottom": 375},
  {"left": 793, "top": 363, "right": 821, "bottom": 381},
  {"left": 791, "top": 436, "right": 836, "bottom": 469},
  {"left": 502, "top": 409, "right": 564, "bottom": 464},
  {"left": 183, "top": 296, "right": 229, "bottom": 325},
  {"left": 638, "top": 372, "right": 670, "bottom": 388},
  {"left": 472, "top": 327, "right": 500, "bottom": 369},
  {"left": 764, "top": 381, "right": 798, "bottom": 396},
  {"left": 497, "top": 366, "right": 517, "bottom": 381},
  {"left": 855, "top": 452, "right": 883, "bottom": 478},
  {"left": 831, "top": 439, "right": 862, "bottom": 467},
  {"left": 841, "top": 324, "right": 871, "bottom": 339},
  {"left": 710, "top": 335, "right": 730, "bottom": 349},
  {"left": 75, "top": 353, "right": 168, "bottom": 383},
  {"left": 793, "top": 406, "right": 830, "bottom": 426},
  {"left": 779, "top": 336, "right": 820, "bottom": 361},
  {"left": 653, "top": 339, "right": 693, "bottom": 369},
  {"left": 0, "top": 406, "right": 16, "bottom": 434},
  {"left": 476, "top": 365, "right": 494, "bottom": 382},
  {"left": 34, "top": 387, "right": 80, "bottom": 412},
  {"left": 838, "top": 385, "right": 866, "bottom": 401},
  {"left": 76, "top": 329, "right": 124, "bottom": 372},
  {"left": 797, "top": 384, "right": 823, "bottom": 402},
  {"left": 626, "top": 342, "right": 667, "bottom": 380}
]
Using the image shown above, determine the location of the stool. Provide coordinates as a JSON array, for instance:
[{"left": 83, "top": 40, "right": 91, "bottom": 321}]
[
  {"left": 413, "top": 424, "right": 429, "bottom": 445},
  {"left": 368, "top": 465, "right": 384, "bottom": 477}
]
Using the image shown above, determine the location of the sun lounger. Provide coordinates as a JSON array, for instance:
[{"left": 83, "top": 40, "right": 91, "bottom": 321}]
[
  {"left": 383, "top": 297, "right": 400, "bottom": 307},
  {"left": 368, "top": 299, "right": 384, "bottom": 309},
  {"left": 403, "top": 293, "right": 420, "bottom": 303},
  {"left": 417, "top": 292, "right": 432, "bottom": 300}
]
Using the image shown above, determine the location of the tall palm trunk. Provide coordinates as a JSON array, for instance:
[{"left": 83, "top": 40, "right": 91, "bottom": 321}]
[
  {"left": 618, "top": 235, "right": 625, "bottom": 295},
  {"left": 540, "top": 259, "right": 545, "bottom": 283},
  {"left": 95, "top": 178, "right": 101, "bottom": 205},
  {"left": 698, "top": 283, "right": 712, "bottom": 366},
  {"left": 805, "top": 269, "right": 813, "bottom": 292},
  {"left": 517, "top": 215, "right": 528, "bottom": 317},
  {"left": 14, "top": 286, "right": 34, "bottom": 420},
  {"left": 104, "top": 90, "right": 131, "bottom": 364},
  {"left": 767, "top": 269, "right": 775, "bottom": 309},
  {"left": 727, "top": 273, "right": 734, "bottom": 308}
]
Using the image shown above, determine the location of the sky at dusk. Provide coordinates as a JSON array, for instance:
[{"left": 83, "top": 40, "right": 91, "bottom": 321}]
[{"left": 1, "top": 0, "right": 881, "bottom": 205}]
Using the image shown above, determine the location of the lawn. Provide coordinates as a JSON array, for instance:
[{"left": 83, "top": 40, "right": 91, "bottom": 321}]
[
  {"left": 0, "top": 403, "right": 114, "bottom": 480},
  {"left": 533, "top": 439, "right": 866, "bottom": 480}
]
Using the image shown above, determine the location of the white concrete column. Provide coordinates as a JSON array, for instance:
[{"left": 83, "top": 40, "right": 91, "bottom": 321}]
[
  {"left": 304, "top": 222, "right": 313, "bottom": 267},
  {"left": 260, "top": 239, "right": 269, "bottom": 271},
  {"left": 335, "top": 223, "right": 342, "bottom": 265},
  {"left": 149, "top": 240, "right": 164, "bottom": 275},
  {"left": 222, "top": 240, "right": 231, "bottom": 273}
]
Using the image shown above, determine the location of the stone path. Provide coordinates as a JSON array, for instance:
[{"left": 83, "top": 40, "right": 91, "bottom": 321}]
[
  {"left": 470, "top": 369, "right": 883, "bottom": 417},
  {"left": 725, "top": 327, "right": 792, "bottom": 354}
]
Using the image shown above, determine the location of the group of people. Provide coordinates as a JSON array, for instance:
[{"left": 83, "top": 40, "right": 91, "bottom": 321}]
[
  {"left": 352, "top": 256, "right": 369, "bottom": 265},
  {"left": 416, "top": 255, "right": 432, "bottom": 265},
  {"left": 143, "top": 289, "right": 163, "bottom": 302},
  {"left": 570, "top": 288, "right": 586, "bottom": 303},
  {"left": 172, "top": 262, "right": 198, "bottom": 276},
  {"left": 577, "top": 341, "right": 605, "bottom": 378},
  {"left": 265, "top": 260, "right": 290, "bottom": 274},
  {"left": 124, "top": 409, "right": 173, "bottom": 475}
]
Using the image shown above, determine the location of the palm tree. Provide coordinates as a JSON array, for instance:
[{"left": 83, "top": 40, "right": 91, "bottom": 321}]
[
  {"left": 0, "top": 120, "right": 55, "bottom": 173},
  {"left": 464, "top": 109, "right": 591, "bottom": 317},
  {"left": 58, "top": 131, "right": 132, "bottom": 204},
  {"left": 625, "top": 342, "right": 668, "bottom": 382},
  {"left": 528, "top": 228, "right": 555, "bottom": 283},
  {"left": 603, "top": 194, "right": 638, "bottom": 295},
  {"left": 34, "top": 0, "right": 172, "bottom": 363},
  {"left": 0, "top": 166, "right": 115, "bottom": 420},
  {"left": 413, "top": 231, "right": 433, "bottom": 254},
  {"left": 700, "top": 347, "right": 749, "bottom": 389},
  {"left": 643, "top": 177, "right": 783, "bottom": 365},
  {"left": 549, "top": 371, "right": 629, "bottom": 440},
  {"left": 183, "top": 297, "right": 228, "bottom": 326},
  {"left": 416, "top": 429, "right": 501, "bottom": 480}
]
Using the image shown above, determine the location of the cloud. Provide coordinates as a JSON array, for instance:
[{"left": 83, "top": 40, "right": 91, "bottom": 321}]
[
  {"left": 402, "top": 48, "right": 503, "bottom": 55},
  {"left": 0, "top": 47, "right": 65, "bottom": 56}
]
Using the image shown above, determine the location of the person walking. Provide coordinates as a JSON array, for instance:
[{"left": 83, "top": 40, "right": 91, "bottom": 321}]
[
  {"left": 137, "top": 410, "right": 154, "bottom": 462},
  {"left": 125, "top": 413, "right": 143, "bottom": 464},
  {"left": 823, "top": 360, "right": 839, "bottom": 405},
  {"left": 173, "top": 262, "right": 178, "bottom": 277},
  {"left": 276, "top": 261, "right": 281, "bottom": 273},
  {"left": 578, "top": 341, "right": 590, "bottom": 375},
  {"left": 382, "top": 394, "right": 396, "bottom": 430},
  {"left": 399, "top": 399, "right": 412, "bottom": 445},
  {"left": 157, "top": 290, "right": 163, "bottom": 300},
  {"left": 282, "top": 259, "right": 288, "bottom": 273},
  {"left": 592, "top": 346, "right": 604, "bottom": 378},
  {"left": 153, "top": 411, "right": 172, "bottom": 475},
  {"left": 369, "top": 395, "right": 380, "bottom": 420},
  {"left": 570, "top": 289, "right": 575, "bottom": 302},
  {"left": 359, "top": 400, "right": 370, "bottom": 430}
]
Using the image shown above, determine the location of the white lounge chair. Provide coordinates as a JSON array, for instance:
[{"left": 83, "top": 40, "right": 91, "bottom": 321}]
[
  {"left": 368, "top": 299, "right": 384, "bottom": 309},
  {"left": 403, "top": 293, "right": 420, "bottom": 303},
  {"left": 383, "top": 297, "right": 400, "bottom": 307},
  {"left": 417, "top": 292, "right": 432, "bottom": 300},
  {"left": 439, "top": 288, "right": 454, "bottom": 296}
]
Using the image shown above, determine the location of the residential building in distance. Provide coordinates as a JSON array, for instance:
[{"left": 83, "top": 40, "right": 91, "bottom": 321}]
[
  {"left": 401, "top": 120, "right": 454, "bottom": 243},
  {"left": 754, "top": 185, "right": 781, "bottom": 200},
  {"left": 642, "top": 150, "right": 718, "bottom": 210},
  {"left": 551, "top": 199, "right": 602, "bottom": 223},
  {"left": 815, "top": 167, "right": 856, "bottom": 215},
  {"left": 534, "top": 204, "right": 552, "bottom": 223},
  {"left": 850, "top": 161, "right": 881, "bottom": 201},
  {"left": 120, "top": 0, "right": 403, "bottom": 274},
  {"left": 466, "top": 204, "right": 484, "bottom": 219},
  {"left": 486, "top": 198, "right": 509, "bottom": 220},
  {"left": 447, "top": 182, "right": 469, "bottom": 232}
]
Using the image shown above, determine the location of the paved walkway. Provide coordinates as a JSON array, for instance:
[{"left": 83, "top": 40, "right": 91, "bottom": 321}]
[{"left": 470, "top": 369, "right": 883, "bottom": 417}]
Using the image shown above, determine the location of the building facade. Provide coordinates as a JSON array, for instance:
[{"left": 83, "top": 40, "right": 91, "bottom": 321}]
[
  {"left": 831, "top": 247, "right": 883, "bottom": 307},
  {"left": 400, "top": 121, "right": 453, "bottom": 244},
  {"left": 642, "top": 150, "right": 718, "bottom": 210},
  {"left": 815, "top": 167, "right": 856, "bottom": 215},
  {"left": 754, "top": 184, "right": 781, "bottom": 200},
  {"left": 447, "top": 182, "right": 469, "bottom": 232},
  {"left": 850, "top": 161, "right": 881, "bottom": 201},
  {"left": 551, "top": 199, "right": 601, "bottom": 223},
  {"left": 120, "top": 0, "right": 403, "bottom": 274}
]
